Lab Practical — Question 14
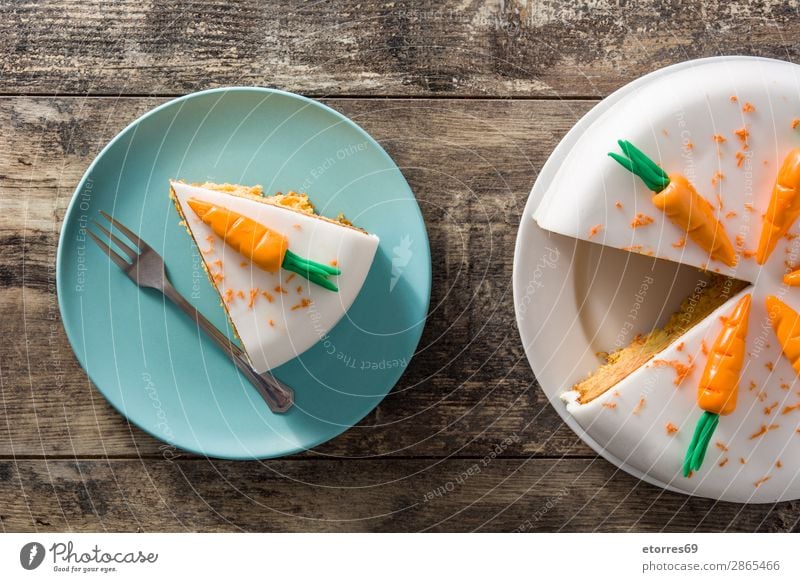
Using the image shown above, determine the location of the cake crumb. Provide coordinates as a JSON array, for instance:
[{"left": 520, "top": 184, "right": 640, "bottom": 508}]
[
  {"left": 701, "top": 340, "right": 709, "bottom": 356},
  {"left": 632, "top": 397, "right": 646, "bottom": 415},
  {"left": 711, "top": 171, "right": 725, "bottom": 187},
  {"left": 742, "top": 102, "right": 756, "bottom": 113},
  {"left": 261, "top": 291, "right": 274, "bottom": 303},
  {"left": 248, "top": 289, "right": 258, "bottom": 309},
  {"left": 712, "top": 134, "right": 726, "bottom": 143},
  {"left": 676, "top": 342, "right": 685, "bottom": 352},
  {"left": 740, "top": 457, "right": 747, "bottom": 464},
  {"left": 615, "top": 200, "right": 623, "bottom": 210},
  {"left": 212, "top": 272, "right": 224, "bottom": 284},
  {"left": 291, "top": 298, "right": 313, "bottom": 311},
  {"left": 223, "top": 289, "right": 234, "bottom": 304},
  {"left": 776, "top": 459, "right": 783, "bottom": 469},
  {"left": 764, "top": 402, "right": 779, "bottom": 415},
  {"left": 730, "top": 95, "right": 738, "bottom": 103},
  {"left": 205, "top": 235, "right": 214, "bottom": 243},
  {"left": 754, "top": 475, "right": 771, "bottom": 488},
  {"left": 793, "top": 118, "right": 800, "bottom": 130},
  {"left": 666, "top": 422, "right": 678, "bottom": 435},
  {"left": 275, "top": 285, "right": 288, "bottom": 294},
  {"left": 652, "top": 357, "right": 694, "bottom": 385},
  {"left": 601, "top": 402, "right": 617, "bottom": 409},
  {"left": 662, "top": 128, "right": 669, "bottom": 136},
  {"left": 735, "top": 151, "right": 746, "bottom": 167},
  {"left": 766, "top": 361, "right": 774, "bottom": 372},
  {"left": 782, "top": 402, "right": 800, "bottom": 415},
  {"left": 240, "top": 261, "right": 248, "bottom": 268},
  {"left": 292, "top": 224, "right": 302, "bottom": 230},
  {"left": 725, "top": 210, "right": 737, "bottom": 219},
  {"left": 749, "top": 424, "right": 779, "bottom": 439},
  {"left": 268, "top": 319, "right": 275, "bottom": 327},
  {"left": 212, "top": 259, "right": 223, "bottom": 269},
  {"left": 734, "top": 127, "right": 749, "bottom": 148},
  {"left": 630, "top": 213, "right": 654, "bottom": 229},
  {"left": 296, "top": 285, "right": 303, "bottom": 294},
  {"left": 588, "top": 224, "right": 603, "bottom": 239},
  {"left": 236, "top": 290, "right": 245, "bottom": 300},
  {"left": 716, "top": 442, "right": 729, "bottom": 452},
  {"left": 719, "top": 457, "right": 729, "bottom": 467},
  {"left": 672, "top": 238, "right": 686, "bottom": 248},
  {"left": 744, "top": 202, "right": 754, "bottom": 212}
]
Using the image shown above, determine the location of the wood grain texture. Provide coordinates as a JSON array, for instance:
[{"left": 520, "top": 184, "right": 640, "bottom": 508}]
[
  {"left": 0, "top": 96, "right": 594, "bottom": 459},
  {"left": 1, "top": 1, "right": 798, "bottom": 97},
  {"left": 1, "top": 459, "right": 798, "bottom": 532}
]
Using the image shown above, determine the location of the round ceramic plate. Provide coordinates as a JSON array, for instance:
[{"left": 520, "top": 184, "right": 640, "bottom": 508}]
[
  {"left": 513, "top": 56, "right": 792, "bottom": 498},
  {"left": 57, "top": 88, "right": 430, "bottom": 459}
]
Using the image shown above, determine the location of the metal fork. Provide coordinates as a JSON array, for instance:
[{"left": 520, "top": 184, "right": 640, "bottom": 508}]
[{"left": 88, "top": 210, "right": 294, "bottom": 413}]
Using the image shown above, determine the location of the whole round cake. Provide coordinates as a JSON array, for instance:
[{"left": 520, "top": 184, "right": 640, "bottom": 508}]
[{"left": 531, "top": 57, "right": 800, "bottom": 502}]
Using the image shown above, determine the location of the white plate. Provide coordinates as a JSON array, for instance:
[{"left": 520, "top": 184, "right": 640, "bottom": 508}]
[{"left": 513, "top": 56, "right": 800, "bottom": 499}]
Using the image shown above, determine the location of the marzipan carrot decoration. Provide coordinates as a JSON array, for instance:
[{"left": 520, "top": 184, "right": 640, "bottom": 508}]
[
  {"left": 609, "top": 140, "right": 737, "bottom": 267},
  {"left": 187, "top": 198, "right": 341, "bottom": 292},
  {"left": 783, "top": 268, "right": 800, "bottom": 287},
  {"left": 766, "top": 295, "right": 800, "bottom": 376},
  {"left": 683, "top": 293, "right": 751, "bottom": 476},
  {"left": 756, "top": 148, "right": 800, "bottom": 264}
]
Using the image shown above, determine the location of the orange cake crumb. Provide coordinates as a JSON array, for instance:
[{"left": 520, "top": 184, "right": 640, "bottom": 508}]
[
  {"left": 676, "top": 342, "right": 685, "bottom": 352},
  {"left": 719, "top": 458, "right": 729, "bottom": 467},
  {"left": 740, "top": 457, "right": 747, "bottom": 464},
  {"left": 268, "top": 319, "right": 275, "bottom": 327},
  {"left": 212, "top": 272, "right": 224, "bottom": 284},
  {"left": 749, "top": 424, "right": 779, "bottom": 439},
  {"left": 633, "top": 397, "right": 646, "bottom": 415},
  {"left": 588, "top": 224, "right": 603, "bottom": 238},
  {"left": 685, "top": 141, "right": 694, "bottom": 150},
  {"left": 615, "top": 200, "right": 623, "bottom": 209},
  {"left": 764, "top": 402, "right": 779, "bottom": 415},
  {"left": 205, "top": 235, "right": 214, "bottom": 243},
  {"left": 742, "top": 102, "right": 756, "bottom": 113},
  {"left": 744, "top": 202, "right": 754, "bottom": 212},
  {"left": 223, "top": 288, "right": 234, "bottom": 304},
  {"left": 236, "top": 290, "right": 245, "bottom": 300},
  {"left": 630, "top": 213, "right": 654, "bottom": 228},
  {"left": 782, "top": 402, "right": 800, "bottom": 415},
  {"left": 754, "top": 476, "right": 771, "bottom": 488},
  {"left": 275, "top": 285, "right": 288, "bottom": 294},
  {"left": 716, "top": 442, "right": 729, "bottom": 452},
  {"left": 711, "top": 171, "right": 725, "bottom": 187},
  {"left": 602, "top": 402, "right": 617, "bottom": 409},
  {"left": 793, "top": 118, "right": 800, "bottom": 130},
  {"left": 735, "top": 151, "right": 746, "bottom": 167},
  {"left": 672, "top": 238, "right": 686, "bottom": 248},
  {"left": 712, "top": 134, "right": 726, "bottom": 143},
  {"left": 291, "top": 298, "right": 313, "bottom": 311},
  {"left": 777, "top": 459, "right": 783, "bottom": 469},
  {"left": 652, "top": 357, "right": 694, "bottom": 385},
  {"left": 296, "top": 285, "right": 303, "bottom": 294},
  {"left": 730, "top": 95, "right": 738, "bottom": 103},
  {"left": 621, "top": 245, "right": 644, "bottom": 252},
  {"left": 211, "top": 259, "right": 223, "bottom": 269},
  {"left": 286, "top": 273, "right": 296, "bottom": 283},
  {"left": 734, "top": 127, "right": 749, "bottom": 147},
  {"left": 261, "top": 291, "right": 274, "bottom": 303},
  {"left": 766, "top": 361, "right": 774, "bottom": 371},
  {"left": 240, "top": 261, "right": 248, "bottom": 268},
  {"left": 666, "top": 422, "right": 679, "bottom": 435},
  {"left": 248, "top": 289, "right": 258, "bottom": 309},
  {"left": 725, "top": 210, "right": 737, "bottom": 219},
  {"left": 716, "top": 192, "right": 724, "bottom": 210},
  {"left": 330, "top": 259, "right": 339, "bottom": 267},
  {"left": 701, "top": 340, "right": 709, "bottom": 356}
]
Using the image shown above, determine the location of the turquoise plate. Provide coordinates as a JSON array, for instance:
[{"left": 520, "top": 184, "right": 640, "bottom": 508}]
[{"left": 56, "top": 88, "right": 431, "bottom": 459}]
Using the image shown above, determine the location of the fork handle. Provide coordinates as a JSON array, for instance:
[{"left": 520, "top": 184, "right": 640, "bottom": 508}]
[{"left": 161, "top": 281, "right": 294, "bottom": 413}]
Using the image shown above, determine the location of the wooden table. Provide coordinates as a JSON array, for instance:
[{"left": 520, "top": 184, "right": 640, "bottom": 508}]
[{"left": 2, "top": 0, "right": 799, "bottom": 532}]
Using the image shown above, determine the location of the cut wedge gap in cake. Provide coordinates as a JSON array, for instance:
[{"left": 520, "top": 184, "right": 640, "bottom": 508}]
[
  {"left": 170, "top": 180, "right": 380, "bottom": 373},
  {"left": 569, "top": 273, "right": 750, "bottom": 405}
]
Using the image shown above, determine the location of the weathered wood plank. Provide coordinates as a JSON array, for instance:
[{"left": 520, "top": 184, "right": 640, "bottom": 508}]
[
  {"left": 0, "top": 96, "right": 593, "bottom": 457},
  {"left": 1, "top": 459, "right": 797, "bottom": 532},
  {"left": 1, "top": 1, "right": 798, "bottom": 97}
]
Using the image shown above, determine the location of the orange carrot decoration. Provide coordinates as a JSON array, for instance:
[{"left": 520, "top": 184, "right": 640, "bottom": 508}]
[
  {"left": 756, "top": 148, "right": 800, "bottom": 264},
  {"left": 609, "top": 140, "right": 737, "bottom": 266},
  {"left": 766, "top": 295, "right": 800, "bottom": 376},
  {"left": 683, "top": 293, "right": 751, "bottom": 476},
  {"left": 784, "top": 268, "right": 800, "bottom": 286},
  {"left": 187, "top": 198, "right": 341, "bottom": 291}
]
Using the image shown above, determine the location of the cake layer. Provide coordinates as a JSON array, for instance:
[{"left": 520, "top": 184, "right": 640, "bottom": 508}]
[
  {"left": 565, "top": 287, "right": 800, "bottom": 503},
  {"left": 171, "top": 181, "right": 380, "bottom": 373}
]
